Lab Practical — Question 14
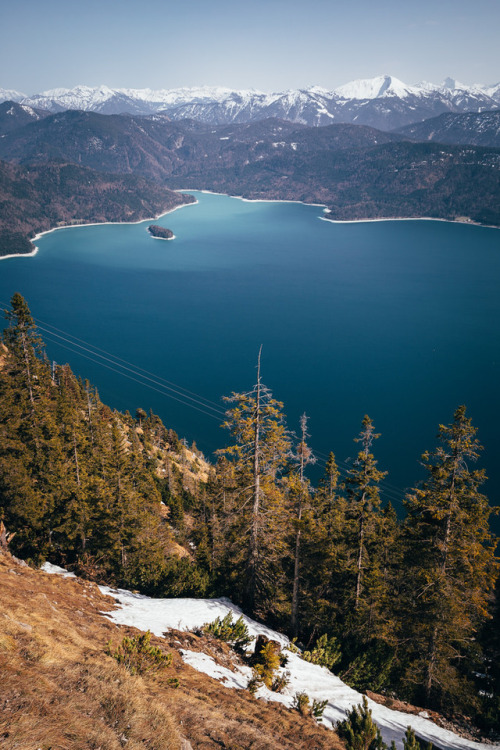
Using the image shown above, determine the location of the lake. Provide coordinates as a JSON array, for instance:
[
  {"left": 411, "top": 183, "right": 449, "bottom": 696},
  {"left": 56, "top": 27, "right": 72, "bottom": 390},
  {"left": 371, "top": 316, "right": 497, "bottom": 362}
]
[{"left": 1, "top": 191, "right": 499, "bottom": 519}]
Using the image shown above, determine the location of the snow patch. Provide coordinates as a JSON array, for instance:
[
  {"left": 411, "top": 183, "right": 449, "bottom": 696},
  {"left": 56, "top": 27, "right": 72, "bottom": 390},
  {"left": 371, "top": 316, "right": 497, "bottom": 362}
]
[
  {"left": 41, "top": 562, "right": 76, "bottom": 578},
  {"left": 96, "top": 583, "right": 496, "bottom": 750}
]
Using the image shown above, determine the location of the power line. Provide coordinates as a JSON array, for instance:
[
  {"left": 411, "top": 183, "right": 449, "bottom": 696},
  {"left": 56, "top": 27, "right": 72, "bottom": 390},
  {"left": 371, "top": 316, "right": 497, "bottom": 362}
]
[
  {"left": 41, "top": 331, "right": 224, "bottom": 423},
  {"left": 38, "top": 325, "right": 227, "bottom": 418},
  {"left": 1, "top": 300, "right": 227, "bottom": 417},
  {"left": 37, "top": 318, "right": 226, "bottom": 413},
  {"left": 1, "top": 298, "right": 411, "bottom": 503}
]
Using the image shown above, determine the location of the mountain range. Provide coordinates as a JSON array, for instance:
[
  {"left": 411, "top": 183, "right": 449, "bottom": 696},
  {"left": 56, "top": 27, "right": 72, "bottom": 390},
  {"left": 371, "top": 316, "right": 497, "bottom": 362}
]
[
  {"left": 0, "top": 74, "right": 499, "bottom": 255},
  {"left": 2, "top": 75, "right": 499, "bottom": 131}
]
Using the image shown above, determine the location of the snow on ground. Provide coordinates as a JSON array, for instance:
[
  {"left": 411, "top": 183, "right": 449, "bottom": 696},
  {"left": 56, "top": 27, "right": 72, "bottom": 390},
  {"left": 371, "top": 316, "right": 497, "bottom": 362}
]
[
  {"left": 95, "top": 583, "right": 497, "bottom": 750},
  {"left": 41, "top": 565, "right": 497, "bottom": 750},
  {"left": 42, "top": 561, "right": 77, "bottom": 578}
]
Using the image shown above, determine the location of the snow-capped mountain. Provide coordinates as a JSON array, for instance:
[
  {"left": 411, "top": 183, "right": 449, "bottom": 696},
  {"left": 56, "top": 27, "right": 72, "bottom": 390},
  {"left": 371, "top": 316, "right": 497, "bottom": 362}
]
[
  {"left": 0, "top": 88, "right": 26, "bottom": 103},
  {"left": 484, "top": 82, "right": 500, "bottom": 103},
  {"left": 0, "top": 100, "right": 50, "bottom": 135},
  {"left": 6, "top": 76, "right": 499, "bottom": 131},
  {"left": 333, "top": 75, "right": 419, "bottom": 99}
]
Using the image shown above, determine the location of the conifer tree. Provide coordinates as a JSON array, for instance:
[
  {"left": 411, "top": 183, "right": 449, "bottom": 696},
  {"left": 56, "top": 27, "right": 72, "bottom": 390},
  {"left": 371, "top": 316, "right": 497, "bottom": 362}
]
[
  {"left": 336, "top": 696, "right": 386, "bottom": 750},
  {"left": 344, "top": 416, "right": 387, "bottom": 621},
  {"left": 290, "top": 413, "right": 316, "bottom": 636},
  {"left": 400, "top": 406, "right": 498, "bottom": 711},
  {"left": 298, "top": 451, "right": 348, "bottom": 638},
  {"left": 217, "top": 350, "right": 291, "bottom": 617},
  {"left": 0, "top": 294, "right": 63, "bottom": 559}
]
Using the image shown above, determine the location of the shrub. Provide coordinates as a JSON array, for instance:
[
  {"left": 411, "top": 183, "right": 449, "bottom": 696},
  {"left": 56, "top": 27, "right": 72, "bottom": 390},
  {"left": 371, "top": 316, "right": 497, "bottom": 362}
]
[
  {"left": 247, "top": 636, "right": 282, "bottom": 693},
  {"left": 271, "top": 670, "right": 291, "bottom": 693},
  {"left": 303, "top": 633, "right": 342, "bottom": 671},
  {"left": 156, "top": 557, "right": 209, "bottom": 597},
  {"left": 403, "top": 726, "right": 432, "bottom": 750},
  {"left": 312, "top": 698, "right": 328, "bottom": 722},
  {"left": 105, "top": 630, "right": 173, "bottom": 677},
  {"left": 201, "top": 611, "right": 253, "bottom": 651},
  {"left": 340, "top": 641, "right": 394, "bottom": 693},
  {"left": 292, "top": 692, "right": 328, "bottom": 721},
  {"left": 293, "top": 691, "right": 311, "bottom": 716},
  {"left": 286, "top": 637, "right": 300, "bottom": 654},
  {"left": 336, "top": 696, "right": 386, "bottom": 750}
]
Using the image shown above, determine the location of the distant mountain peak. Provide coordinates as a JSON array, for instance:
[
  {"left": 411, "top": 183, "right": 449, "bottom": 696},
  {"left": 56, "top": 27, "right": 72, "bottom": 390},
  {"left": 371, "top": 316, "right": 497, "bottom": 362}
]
[
  {"left": 333, "top": 75, "right": 416, "bottom": 100},
  {"left": 0, "top": 88, "right": 26, "bottom": 103},
  {"left": 3, "top": 76, "right": 498, "bottom": 130}
]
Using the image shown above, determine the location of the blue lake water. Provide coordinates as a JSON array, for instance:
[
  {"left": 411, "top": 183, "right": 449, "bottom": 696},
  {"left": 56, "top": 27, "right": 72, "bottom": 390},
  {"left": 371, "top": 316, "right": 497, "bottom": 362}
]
[{"left": 1, "top": 191, "right": 500, "bottom": 519}]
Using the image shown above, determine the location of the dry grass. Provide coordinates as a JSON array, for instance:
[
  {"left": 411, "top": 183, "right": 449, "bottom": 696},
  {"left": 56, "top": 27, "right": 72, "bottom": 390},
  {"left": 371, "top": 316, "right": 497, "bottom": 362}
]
[{"left": 0, "top": 551, "right": 344, "bottom": 749}]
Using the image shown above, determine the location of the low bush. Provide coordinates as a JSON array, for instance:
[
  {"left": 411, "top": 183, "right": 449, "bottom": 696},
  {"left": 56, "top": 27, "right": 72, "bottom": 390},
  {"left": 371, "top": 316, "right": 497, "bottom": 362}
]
[
  {"left": 303, "top": 633, "right": 342, "bottom": 671},
  {"left": 336, "top": 696, "right": 386, "bottom": 750},
  {"left": 105, "top": 631, "right": 173, "bottom": 677},
  {"left": 201, "top": 611, "right": 253, "bottom": 651},
  {"left": 292, "top": 692, "right": 328, "bottom": 721}
]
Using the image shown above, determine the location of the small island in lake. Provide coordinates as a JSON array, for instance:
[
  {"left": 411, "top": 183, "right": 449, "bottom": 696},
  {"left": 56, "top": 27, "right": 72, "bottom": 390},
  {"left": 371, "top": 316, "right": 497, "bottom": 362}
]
[{"left": 148, "top": 224, "right": 174, "bottom": 240}]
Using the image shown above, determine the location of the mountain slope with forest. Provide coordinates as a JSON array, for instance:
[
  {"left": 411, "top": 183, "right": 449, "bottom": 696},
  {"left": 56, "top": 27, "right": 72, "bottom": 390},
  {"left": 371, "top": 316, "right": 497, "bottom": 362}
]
[
  {"left": 0, "top": 294, "right": 498, "bottom": 737},
  {"left": 396, "top": 111, "right": 500, "bottom": 148},
  {"left": 0, "top": 159, "right": 193, "bottom": 256},
  {"left": 0, "top": 111, "right": 498, "bottom": 254}
]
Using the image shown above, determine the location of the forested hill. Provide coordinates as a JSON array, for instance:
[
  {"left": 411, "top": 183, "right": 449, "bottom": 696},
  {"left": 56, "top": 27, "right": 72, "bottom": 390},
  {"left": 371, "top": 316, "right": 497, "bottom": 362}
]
[
  {"left": 0, "top": 294, "right": 499, "bottom": 735},
  {"left": 0, "top": 111, "right": 498, "bottom": 256},
  {"left": 395, "top": 110, "right": 500, "bottom": 149},
  {"left": 0, "top": 159, "right": 194, "bottom": 257}
]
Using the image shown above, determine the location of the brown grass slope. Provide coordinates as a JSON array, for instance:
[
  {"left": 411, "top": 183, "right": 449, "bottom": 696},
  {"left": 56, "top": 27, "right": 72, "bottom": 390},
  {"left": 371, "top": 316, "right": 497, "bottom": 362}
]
[{"left": 0, "top": 550, "right": 344, "bottom": 750}]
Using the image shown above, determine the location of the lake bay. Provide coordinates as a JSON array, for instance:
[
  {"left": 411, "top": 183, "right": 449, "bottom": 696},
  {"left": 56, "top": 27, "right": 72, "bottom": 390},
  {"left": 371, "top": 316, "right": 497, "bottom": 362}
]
[{"left": 1, "top": 191, "right": 499, "bottom": 518}]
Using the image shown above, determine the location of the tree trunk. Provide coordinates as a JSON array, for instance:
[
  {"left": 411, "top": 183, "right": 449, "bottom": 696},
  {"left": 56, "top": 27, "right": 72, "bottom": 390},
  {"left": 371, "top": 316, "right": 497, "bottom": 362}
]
[
  {"left": 355, "top": 506, "right": 365, "bottom": 609},
  {"left": 291, "top": 501, "right": 302, "bottom": 637},
  {"left": 248, "top": 347, "right": 262, "bottom": 609}
]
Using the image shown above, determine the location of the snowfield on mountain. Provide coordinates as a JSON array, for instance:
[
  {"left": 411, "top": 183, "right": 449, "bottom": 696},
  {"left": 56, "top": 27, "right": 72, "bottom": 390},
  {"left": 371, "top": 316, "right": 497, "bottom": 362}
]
[{"left": 4, "top": 75, "right": 498, "bottom": 130}]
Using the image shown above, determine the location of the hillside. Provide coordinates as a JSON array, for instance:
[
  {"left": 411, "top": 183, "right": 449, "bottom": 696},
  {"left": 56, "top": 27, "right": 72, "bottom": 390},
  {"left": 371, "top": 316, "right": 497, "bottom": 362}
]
[
  {"left": 0, "top": 100, "right": 50, "bottom": 135},
  {"left": 1, "top": 294, "right": 499, "bottom": 735},
  {"left": 0, "top": 549, "right": 344, "bottom": 749},
  {"left": 0, "top": 159, "right": 193, "bottom": 256},
  {"left": 396, "top": 111, "right": 500, "bottom": 149},
  {"left": 0, "top": 111, "right": 498, "bottom": 248}
]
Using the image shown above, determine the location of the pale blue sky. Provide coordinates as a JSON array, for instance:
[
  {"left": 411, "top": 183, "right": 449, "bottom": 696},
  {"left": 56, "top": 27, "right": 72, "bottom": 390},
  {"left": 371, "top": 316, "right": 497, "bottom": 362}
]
[{"left": 2, "top": 0, "right": 499, "bottom": 94}]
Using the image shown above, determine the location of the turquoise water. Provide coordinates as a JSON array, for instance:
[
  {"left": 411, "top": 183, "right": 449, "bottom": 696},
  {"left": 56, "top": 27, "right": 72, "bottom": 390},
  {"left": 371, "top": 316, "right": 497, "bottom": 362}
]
[{"left": 1, "top": 191, "right": 500, "bottom": 516}]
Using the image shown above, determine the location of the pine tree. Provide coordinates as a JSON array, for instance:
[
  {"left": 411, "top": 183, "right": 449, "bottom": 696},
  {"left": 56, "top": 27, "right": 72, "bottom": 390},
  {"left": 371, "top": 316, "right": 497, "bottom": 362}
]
[
  {"left": 0, "top": 294, "right": 63, "bottom": 560},
  {"left": 298, "top": 451, "right": 348, "bottom": 639},
  {"left": 290, "top": 413, "right": 316, "bottom": 637},
  {"left": 217, "top": 350, "right": 291, "bottom": 617},
  {"left": 344, "top": 416, "right": 387, "bottom": 621},
  {"left": 336, "top": 696, "right": 386, "bottom": 750},
  {"left": 400, "top": 406, "right": 498, "bottom": 711}
]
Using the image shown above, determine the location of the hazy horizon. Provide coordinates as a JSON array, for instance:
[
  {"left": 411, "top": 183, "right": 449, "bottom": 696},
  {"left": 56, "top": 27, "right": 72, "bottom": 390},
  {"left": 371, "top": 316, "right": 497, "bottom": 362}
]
[{"left": 1, "top": 0, "right": 498, "bottom": 95}]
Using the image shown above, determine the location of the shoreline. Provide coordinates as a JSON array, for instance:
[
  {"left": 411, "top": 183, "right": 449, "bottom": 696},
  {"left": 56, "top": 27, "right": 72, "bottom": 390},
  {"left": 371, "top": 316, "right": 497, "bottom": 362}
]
[
  {"left": 177, "top": 189, "right": 499, "bottom": 230},
  {"left": 180, "top": 187, "right": 327, "bottom": 208},
  {"left": 319, "top": 215, "right": 499, "bottom": 229},
  {"left": 0, "top": 198, "right": 197, "bottom": 262},
  {"left": 1, "top": 188, "right": 497, "bottom": 262}
]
